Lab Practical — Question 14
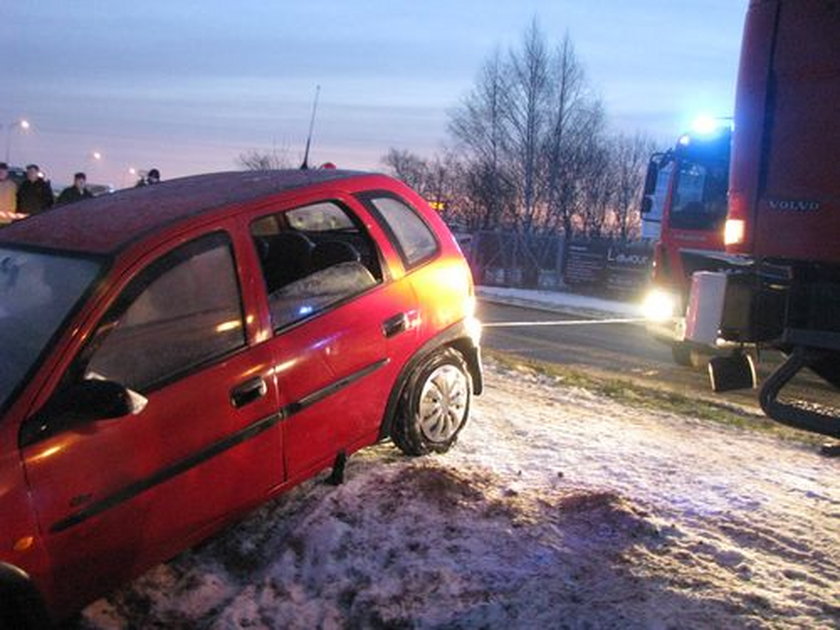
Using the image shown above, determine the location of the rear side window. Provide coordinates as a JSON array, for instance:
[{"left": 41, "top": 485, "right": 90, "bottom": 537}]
[
  {"left": 83, "top": 233, "right": 245, "bottom": 392},
  {"left": 359, "top": 194, "right": 439, "bottom": 269},
  {"left": 250, "top": 201, "right": 382, "bottom": 331}
]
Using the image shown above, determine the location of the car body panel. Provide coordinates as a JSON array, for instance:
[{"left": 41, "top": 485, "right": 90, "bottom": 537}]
[{"left": 0, "top": 170, "right": 480, "bottom": 622}]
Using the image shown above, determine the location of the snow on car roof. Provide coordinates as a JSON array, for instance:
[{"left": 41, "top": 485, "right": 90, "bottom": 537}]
[{"left": 0, "top": 169, "right": 371, "bottom": 255}]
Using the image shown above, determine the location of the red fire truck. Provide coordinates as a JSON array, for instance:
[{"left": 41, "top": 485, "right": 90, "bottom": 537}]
[
  {"left": 684, "top": 0, "right": 840, "bottom": 439},
  {"left": 640, "top": 122, "right": 732, "bottom": 366}
]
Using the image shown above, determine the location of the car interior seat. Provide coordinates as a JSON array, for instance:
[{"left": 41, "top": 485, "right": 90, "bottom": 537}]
[{"left": 260, "top": 231, "right": 314, "bottom": 293}]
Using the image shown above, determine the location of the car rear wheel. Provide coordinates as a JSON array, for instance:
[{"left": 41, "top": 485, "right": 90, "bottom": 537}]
[{"left": 392, "top": 348, "right": 472, "bottom": 456}]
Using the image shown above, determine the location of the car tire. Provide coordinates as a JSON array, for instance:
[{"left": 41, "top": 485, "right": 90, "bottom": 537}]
[{"left": 392, "top": 347, "right": 472, "bottom": 456}]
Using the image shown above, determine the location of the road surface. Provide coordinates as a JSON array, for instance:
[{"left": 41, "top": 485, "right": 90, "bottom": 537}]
[{"left": 479, "top": 300, "right": 839, "bottom": 414}]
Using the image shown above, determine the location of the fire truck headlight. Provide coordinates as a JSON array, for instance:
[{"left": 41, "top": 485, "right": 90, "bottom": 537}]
[
  {"left": 642, "top": 289, "right": 678, "bottom": 323},
  {"left": 724, "top": 219, "right": 746, "bottom": 246}
]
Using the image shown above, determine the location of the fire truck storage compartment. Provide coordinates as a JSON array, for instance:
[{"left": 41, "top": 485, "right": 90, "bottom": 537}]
[
  {"left": 685, "top": 269, "right": 787, "bottom": 346},
  {"left": 685, "top": 272, "right": 727, "bottom": 345}
]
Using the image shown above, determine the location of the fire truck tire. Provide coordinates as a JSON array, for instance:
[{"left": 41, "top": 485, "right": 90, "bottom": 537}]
[
  {"left": 810, "top": 351, "right": 840, "bottom": 389},
  {"left": 671, "top": 343, "right": 691, "bottom": 366},
  {"left": 671, "top": 343, "right": 711, "bottom": 369}
]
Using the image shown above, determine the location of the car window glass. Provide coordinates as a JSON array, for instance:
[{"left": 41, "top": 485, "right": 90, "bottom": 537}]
[
  {"left": 0, "top": 248, "right": 103, "bottom": 412},
  {"left": 286, "top": 202, "right": 355, "bottom": 231},
  {"left": 250, "top": 201, "right": 381, "bottom": 331},
  {"left": 670, "top": 162, "right": 728, "bottom": 231},
  {"left": 85, "top": 234, "right": 245, "bottom": 392},
  {"left": 361, "top": 195, "right": 439, "bottom": 268}
]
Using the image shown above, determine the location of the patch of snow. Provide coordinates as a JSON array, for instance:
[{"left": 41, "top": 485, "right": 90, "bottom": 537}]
[
  {"left": 79, "top": 360, "right": 839, "bottom": 629},
  {"left": 477, "top": 285, "right": 643, "bottom": 319}
]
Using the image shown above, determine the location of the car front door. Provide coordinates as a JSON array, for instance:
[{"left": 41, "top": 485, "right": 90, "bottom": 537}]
[{"left": 20, "top": 230, "right": 283, "bottom": 616}]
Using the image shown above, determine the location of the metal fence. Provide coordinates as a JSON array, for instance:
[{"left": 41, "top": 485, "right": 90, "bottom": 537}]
[{"left": 461, "top": 231, "right": 653, "bottom": 298}]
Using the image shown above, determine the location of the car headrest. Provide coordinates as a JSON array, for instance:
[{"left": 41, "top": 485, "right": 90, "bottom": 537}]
[{"left": 311, "top": 240, "right": 361, "bottom": 271}]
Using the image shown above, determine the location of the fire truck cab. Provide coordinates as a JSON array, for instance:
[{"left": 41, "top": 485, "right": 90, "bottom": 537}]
[{"left": 640, "top": 122, "right": 732, "bottom": 366}]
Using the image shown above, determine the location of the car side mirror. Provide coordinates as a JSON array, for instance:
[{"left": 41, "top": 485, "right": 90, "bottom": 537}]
[{"left": 20, "top": 380, "right": 144, "bottom": 447}]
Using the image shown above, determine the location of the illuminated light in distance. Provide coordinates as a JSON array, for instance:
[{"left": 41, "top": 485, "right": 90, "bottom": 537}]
[
  {"left": 678, "top": 134, "right": 691, "bottom": 146},
  {"left": 691, "top": 115, "right": 721, "bottom": 135},
  {"left": 298, "top": 305, "right": 314, "bottom": 316},
  {"left": 724, "top": 219, "right": 746, "bottom": 245},
  {"left": 642, "top": 289, "right": 678, "bottom": 323}
]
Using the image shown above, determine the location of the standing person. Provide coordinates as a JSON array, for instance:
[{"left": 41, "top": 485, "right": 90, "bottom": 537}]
[
  {"left": 57, "top": 172, "right": 94, "bottom": 206},
  {"left": 17, "top": 164, "right": 54, "bottom": 215},
  {"left": 0, "top": 162, "right": 19, "bottom": 225}
]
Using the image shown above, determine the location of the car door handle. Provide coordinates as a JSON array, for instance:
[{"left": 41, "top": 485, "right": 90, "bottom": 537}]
[
  {"left": 382, "top": 313, "right": 408, "bottom": 338},
  {"left": 230, "top": 376, "right": 268, "bottom": 408}
]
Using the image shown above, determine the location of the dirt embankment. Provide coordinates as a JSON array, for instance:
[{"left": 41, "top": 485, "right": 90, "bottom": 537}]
[{"left": 81, "top": 362, "right": 840, "bottom": 629}]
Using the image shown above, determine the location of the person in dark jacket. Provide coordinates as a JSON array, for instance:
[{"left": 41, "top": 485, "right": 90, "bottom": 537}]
[
  {"left": 57, "top": 172, "right": 94, "bottom": 206},
  {"left": 16, "top": 164, "right": 54, "bottom": 215}
]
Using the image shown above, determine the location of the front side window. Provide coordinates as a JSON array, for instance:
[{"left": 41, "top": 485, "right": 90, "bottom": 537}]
[
  {"left": 251, "top": 202, "right": 381, "bottom": 331},
  {"left": 0, "top": 248, "right": 103, "bottom": 411},
  {"left": 83, "top": 234, "right": 245, "bottom": 392},
  {"left": 670, "top": 161, "right": 728, "bottom": 231},
  {"left": 359, "top": 194, "right": 439, "bottom": 269}
]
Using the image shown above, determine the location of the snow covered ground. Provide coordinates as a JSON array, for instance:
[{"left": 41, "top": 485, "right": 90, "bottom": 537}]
[
  {"left": 78, "top": 359, "right": 839, "bottom": 629},
  {"left": 476, "top": 285, "right": 643, "bottom": 319}
]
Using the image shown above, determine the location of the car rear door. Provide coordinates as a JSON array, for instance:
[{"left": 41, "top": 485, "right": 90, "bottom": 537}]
[
  {"left": 244, "top": 195, "right": 419, "bottom": 481},
  {"left": 20, "top": 228, "right": 283, "bottom": 616}
]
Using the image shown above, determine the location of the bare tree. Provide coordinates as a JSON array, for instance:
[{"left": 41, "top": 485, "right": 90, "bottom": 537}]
[
  {"left": 382, "top": 149, "right": 472, "bottom": 226},
  {"left": 504, "top": 19, "right": 551, "bottom": 233},
  {"left": 409, "top": 21, "right": 649, "bottom": 246},
  {"left": 382, "top": 149, "right": 429, "bottom": 194},
  {"left": 449, "top": 50, "right": 514, "bottom": 230},
  {"left": 543, "top": 34, "right": 606, "bottom": 238},
  {"left": 236, "top": 147, "right": 292, "bottom": 170},
  {"left": 610, "top": 132, "right": 656, "bottom": 240},
  {"left": 577, "top": 132, "right": 614, "bottom": 238}
]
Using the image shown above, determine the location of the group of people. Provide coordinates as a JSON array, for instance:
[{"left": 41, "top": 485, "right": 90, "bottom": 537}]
[{"left": 0, "top": 163, "right": 161, "bottom": 225}]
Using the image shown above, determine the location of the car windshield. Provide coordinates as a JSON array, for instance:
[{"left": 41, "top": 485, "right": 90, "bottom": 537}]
[
  {"left": 0, "top": 247, "right": 103, "bottom": 411},
  {"left": 669, "top": 160, "right": 729, "bottom": 231}
]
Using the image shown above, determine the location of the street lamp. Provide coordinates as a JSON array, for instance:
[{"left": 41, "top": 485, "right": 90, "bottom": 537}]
[{"left": 4, "top": 119, "right": 31, "bottom": 163}]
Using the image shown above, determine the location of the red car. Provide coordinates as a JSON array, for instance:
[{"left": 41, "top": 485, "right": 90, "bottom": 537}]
[{"left": 0, "top": 170, "right": 482, "bottom": 627}]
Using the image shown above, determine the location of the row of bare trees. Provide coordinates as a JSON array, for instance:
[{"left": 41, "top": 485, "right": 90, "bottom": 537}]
[{"left": 384, "top": 21, "right": 656, "bottom": 240}]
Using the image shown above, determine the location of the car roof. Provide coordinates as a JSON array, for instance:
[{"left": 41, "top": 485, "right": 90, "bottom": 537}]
[{"left": 0, "top": 169, "right": 376, "bottom": 256}]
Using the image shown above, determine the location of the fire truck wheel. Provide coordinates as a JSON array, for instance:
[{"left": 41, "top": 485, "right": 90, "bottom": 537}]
[
  {"left": 672, "top": 343, "right": 711, "bottom": 369},
  {"left": 671, "top": 343, "right": 693, "bottom": 367}
]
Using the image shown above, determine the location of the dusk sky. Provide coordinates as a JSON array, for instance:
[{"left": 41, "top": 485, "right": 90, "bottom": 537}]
[{"left": 3, "top": 1, "right": 748, "bottom": 188}]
